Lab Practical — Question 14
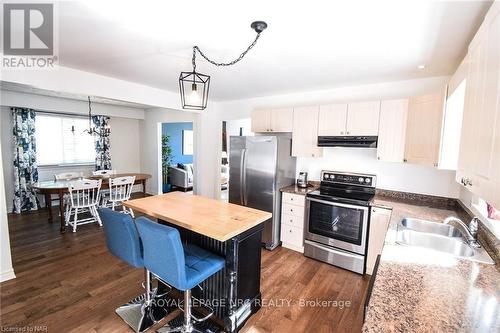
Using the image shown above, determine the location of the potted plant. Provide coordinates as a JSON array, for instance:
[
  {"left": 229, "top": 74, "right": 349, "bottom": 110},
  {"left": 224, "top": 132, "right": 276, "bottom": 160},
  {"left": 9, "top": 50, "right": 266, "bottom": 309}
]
[{"left": 161, "top": 134, "right": 173, "bottom": 193}]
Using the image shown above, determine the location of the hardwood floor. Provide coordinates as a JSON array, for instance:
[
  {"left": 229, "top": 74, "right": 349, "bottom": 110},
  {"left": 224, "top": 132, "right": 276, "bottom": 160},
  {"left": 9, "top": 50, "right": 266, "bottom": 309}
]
[{"left": 1, "top": 196, "right": 369, "bottom": 333}]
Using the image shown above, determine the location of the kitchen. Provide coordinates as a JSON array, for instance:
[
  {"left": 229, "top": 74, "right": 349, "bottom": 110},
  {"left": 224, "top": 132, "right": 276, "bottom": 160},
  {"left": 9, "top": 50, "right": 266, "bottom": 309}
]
[{"left": 1, "top": 1, "right": 499, "bottom": 333}]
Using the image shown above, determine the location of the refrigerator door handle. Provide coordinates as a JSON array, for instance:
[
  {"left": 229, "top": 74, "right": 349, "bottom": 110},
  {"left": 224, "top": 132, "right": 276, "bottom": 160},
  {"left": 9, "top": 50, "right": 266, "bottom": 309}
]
[{"left": 240, "top": 148, "right": 248, "bottom": 205}]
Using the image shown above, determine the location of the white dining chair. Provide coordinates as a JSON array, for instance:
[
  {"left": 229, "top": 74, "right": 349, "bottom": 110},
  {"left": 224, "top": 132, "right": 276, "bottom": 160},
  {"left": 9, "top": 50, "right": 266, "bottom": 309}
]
[
  {"left": 92, "top": 170, "right": 115, "bottom": 204},
  {"left": 92, "top": 169, "right": 116, "bottom": 176},
  {"left": 65, "top": 179, "right": 103, "bottom": 232},
  {"left": 48, "top": 172, "right": 82, "bottom": 213},
  {"left": 103, "top": 176, "right": 136, "bottom": 217}
]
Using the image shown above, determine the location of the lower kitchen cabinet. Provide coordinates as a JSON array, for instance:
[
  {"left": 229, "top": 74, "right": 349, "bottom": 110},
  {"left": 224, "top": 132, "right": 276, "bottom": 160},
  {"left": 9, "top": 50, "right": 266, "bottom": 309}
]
[
  {"left": 366, "top": 206, "right": 392, "bottom": 275},
  {"left": 280, "top": 192, "right": 306, "bottom": 252}
]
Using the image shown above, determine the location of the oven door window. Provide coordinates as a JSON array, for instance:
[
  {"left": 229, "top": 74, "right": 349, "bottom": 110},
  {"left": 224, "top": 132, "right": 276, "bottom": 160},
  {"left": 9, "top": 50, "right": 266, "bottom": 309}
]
[{"left": 308, "top": 200, "right": 365, "bottom": 245}]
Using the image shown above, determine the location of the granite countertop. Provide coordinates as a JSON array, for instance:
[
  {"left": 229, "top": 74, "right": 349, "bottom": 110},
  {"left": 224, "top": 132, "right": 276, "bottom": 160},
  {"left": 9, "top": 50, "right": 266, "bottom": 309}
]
[
  {"left": 363, "top": 194, "right": 500, "bottom": 333},
  {"left": 280, "top": 181, "right": 320, "bottom": 195}
]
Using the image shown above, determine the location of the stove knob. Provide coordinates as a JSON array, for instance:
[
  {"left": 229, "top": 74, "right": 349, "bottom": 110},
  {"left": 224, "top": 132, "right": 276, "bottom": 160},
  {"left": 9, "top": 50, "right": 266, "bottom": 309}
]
[
  {"left": 358, "top": 177, "right": 364, "bottom": 183},
  {"left": 330, "top": 174, "right": 335, "bottom": 179},
  {"left": 365, "top": 178, "right": 371, "bottom": 183}
]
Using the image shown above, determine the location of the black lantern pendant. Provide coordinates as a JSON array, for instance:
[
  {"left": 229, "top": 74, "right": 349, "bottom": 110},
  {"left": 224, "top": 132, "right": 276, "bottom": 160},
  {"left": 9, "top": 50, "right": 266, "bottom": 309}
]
[
  {"left": 179, "top": 21, "right": 267, "bottom": 110},
  {"left": 179, "top": 66, "right": 210, "bottom": 110}
]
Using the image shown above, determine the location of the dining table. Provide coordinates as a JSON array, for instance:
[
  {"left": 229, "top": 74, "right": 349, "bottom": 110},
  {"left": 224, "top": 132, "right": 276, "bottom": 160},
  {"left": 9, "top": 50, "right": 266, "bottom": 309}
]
[{"left": 33, "top": 173, "right": 152, "bottom": 233}]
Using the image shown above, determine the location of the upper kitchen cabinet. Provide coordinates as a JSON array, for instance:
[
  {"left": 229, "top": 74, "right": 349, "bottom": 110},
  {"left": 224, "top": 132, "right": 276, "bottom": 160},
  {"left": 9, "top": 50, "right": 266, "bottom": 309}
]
[
  {"left": 404, "top": 91, "right": 445, "bottom": 167},
  {"left": 317, "top": 101, "right": 380, "bottom": 136},
  {"left": 292, "top": 106, "right": 323, "bottom": 158},
  {"left": 457, "top": 2, "right": 500, "bottom": 208},
  {"left": 377, "top": 99, "right": 409, "bottom": 163},
  {"left": 318, "top": 104, "right": 348, "bottom": 135},
  {"left": 251, "top": 108, "right": 293, "bottom": 133},
  {"left": 346, "top": 101, "right": 381, "bottom": 136}
]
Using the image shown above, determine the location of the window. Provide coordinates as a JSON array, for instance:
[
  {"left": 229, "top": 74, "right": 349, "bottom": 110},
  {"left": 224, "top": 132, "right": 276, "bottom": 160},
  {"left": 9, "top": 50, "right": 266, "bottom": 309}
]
[
  {"left": 439, "top": 80, "right": 466, "bottom": 170},
  {"left": 36, "top": 114, "right": 95, "bottom": 165}
]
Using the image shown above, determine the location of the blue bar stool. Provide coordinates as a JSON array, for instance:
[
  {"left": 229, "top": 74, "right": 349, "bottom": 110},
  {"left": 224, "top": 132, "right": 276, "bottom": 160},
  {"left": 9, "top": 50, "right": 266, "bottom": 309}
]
[
  {"left": 99, "top": 208, "right": 169, "bottom": 332},
  {"left": 135, "top": 217, "right": 225, "bottom": 333}
]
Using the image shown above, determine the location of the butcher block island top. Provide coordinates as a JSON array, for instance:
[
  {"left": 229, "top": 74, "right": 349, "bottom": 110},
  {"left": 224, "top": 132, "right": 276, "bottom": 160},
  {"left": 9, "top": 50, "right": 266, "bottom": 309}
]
[{"left": 123, "top": 192, "right": 272, "bottom": 242}]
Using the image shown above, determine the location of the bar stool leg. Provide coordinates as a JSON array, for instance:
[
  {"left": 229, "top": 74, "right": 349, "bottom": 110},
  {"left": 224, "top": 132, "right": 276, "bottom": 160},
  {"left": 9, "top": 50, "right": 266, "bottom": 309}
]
[{"left": 115, "top": 269, "right": 168, "bottom": 333}]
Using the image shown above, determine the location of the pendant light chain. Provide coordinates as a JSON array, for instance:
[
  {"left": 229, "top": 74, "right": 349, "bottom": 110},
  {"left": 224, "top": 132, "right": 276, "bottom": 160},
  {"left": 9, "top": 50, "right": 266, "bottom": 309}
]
[{"left": 191, "top": 32, "right": 261, "bottom": 71}]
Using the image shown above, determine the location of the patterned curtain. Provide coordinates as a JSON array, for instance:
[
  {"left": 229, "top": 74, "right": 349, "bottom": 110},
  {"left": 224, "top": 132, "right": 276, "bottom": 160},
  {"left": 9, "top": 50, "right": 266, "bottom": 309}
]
[
  {"left": 12, "top": 108, "right": 39, "bottom": 213},
  {"left": 92, "top": 115, "right": 112, "bottom": 170}
]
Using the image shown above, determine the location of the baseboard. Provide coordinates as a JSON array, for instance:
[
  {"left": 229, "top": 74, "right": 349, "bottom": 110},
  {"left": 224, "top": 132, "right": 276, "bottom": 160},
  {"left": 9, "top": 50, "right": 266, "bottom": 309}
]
[{"left": 0, "top": 268, "right": 16, "bottom": 282}]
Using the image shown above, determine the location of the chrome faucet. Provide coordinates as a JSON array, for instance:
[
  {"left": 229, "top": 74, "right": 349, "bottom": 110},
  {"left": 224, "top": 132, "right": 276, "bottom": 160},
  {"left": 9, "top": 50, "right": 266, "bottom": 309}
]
[{"left": 444, "top": 216, "right": 481, "bottom": 248}]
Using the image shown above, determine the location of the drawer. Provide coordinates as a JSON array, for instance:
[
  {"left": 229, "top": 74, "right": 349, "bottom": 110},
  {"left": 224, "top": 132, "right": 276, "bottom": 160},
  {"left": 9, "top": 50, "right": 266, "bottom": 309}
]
[
  {"left": 281, "top": 203, "right": 305, "bottom": 217},
  {"left": 281, "top": 213, "right": 304, "bottom": 229},
  {"left": 281, "top": 224, "right": 304, "bottom": 247},
  {"left": 282, "top": 192, "right": 305, "bottom": 207}
]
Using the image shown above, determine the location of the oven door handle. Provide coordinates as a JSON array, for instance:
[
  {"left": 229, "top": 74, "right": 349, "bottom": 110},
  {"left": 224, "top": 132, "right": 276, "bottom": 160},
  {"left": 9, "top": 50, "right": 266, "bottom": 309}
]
[{"left": 306, "top": 196, "right": 370, "bottom": 211}]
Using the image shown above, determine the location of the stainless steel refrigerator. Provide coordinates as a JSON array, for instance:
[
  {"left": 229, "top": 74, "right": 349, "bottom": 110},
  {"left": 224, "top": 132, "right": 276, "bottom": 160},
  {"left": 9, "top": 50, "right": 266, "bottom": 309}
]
[{"left": 229, "top": 135, "right": 296, "bottom": 250}]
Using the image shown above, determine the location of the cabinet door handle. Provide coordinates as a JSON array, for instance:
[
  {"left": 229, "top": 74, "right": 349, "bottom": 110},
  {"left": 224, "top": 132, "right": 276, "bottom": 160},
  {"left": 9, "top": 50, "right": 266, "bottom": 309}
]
[
  {"left": 341, "top": 131, "right": 344, "bottom": 135},
  {"left": 377, "top": 157, "right": 380, "bottom": 160},
  {"left": 346, "top": 131, "right": 350, "bottom": 135},
  {"left": 403, "top": 158, "right": 407, "bottom": 163}
]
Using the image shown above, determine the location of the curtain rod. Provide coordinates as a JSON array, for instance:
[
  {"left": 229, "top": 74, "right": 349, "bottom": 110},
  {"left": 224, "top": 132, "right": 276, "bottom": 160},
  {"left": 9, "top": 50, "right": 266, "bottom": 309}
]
[{"left": 33, "top": 109, "right": 107, "bottom": 118}]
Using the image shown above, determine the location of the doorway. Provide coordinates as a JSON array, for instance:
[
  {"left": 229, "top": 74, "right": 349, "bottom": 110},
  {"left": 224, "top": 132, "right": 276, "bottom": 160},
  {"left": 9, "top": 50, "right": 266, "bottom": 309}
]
[
  {"left": 161, "top": 122, "right": 194, "bottom": 194},
  {"left": 219, "top": 118, "right": 254, "bottom": 201}
]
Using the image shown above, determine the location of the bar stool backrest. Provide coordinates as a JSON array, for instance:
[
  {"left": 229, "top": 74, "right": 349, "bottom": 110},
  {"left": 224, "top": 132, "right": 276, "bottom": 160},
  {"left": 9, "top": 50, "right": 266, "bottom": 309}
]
[
  {"left": 135, "top": 217, "right": 187, "bottom": 290},
  {"left": 69, "top": 179, "right": 102, "bottom": 208},
  {"left": 109, "top": 176, "right": 136, "bottom": 203},
  {"left": 98, "top": 208, "right": 143, "bottom": 268}
]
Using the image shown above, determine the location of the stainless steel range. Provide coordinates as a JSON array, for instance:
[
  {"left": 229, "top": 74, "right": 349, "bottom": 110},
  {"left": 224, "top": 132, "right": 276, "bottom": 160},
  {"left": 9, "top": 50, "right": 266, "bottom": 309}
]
[{"left": 304, "top": 170, "right": 377, "bottom": 274}]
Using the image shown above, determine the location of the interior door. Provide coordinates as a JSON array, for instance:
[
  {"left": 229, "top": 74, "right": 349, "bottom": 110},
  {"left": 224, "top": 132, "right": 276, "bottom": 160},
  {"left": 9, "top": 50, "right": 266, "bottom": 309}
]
[
  {"left": 244, "top": 136, "right": 277, "bottom": 246},
  {"left": 228, "top": 136, "right": 246, "bottom": 205},
  {"left": 346, "top": 101, "right": 381, "bottom": 136},
  {"left": 318, "top": 104, "right": 348, "bottom": 136}
]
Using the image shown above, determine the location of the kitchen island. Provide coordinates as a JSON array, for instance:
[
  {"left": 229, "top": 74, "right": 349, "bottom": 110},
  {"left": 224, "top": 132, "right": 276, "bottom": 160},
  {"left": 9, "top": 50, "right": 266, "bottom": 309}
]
[{"left": 124, "top": 192, "right": 272, "bottom": 332}]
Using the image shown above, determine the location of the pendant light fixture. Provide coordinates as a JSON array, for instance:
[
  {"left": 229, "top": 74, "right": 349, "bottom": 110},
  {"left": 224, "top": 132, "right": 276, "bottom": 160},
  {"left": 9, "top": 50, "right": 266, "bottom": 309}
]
[
  {"left": 179, "top": 21, "right": 268, "bottom": 110},
  {"left": 84, "top": 96, "right": 110, "bottom": 137}
]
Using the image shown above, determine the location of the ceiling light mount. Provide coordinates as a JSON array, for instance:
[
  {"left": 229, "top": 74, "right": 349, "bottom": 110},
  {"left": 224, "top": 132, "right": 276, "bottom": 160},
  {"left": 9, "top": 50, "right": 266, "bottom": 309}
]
[
  {"left": 251, "top": 21, "right": 268, "bottom": 34},
  {"left": 179, "top": 21, "right": 267, "bottom": 110}
]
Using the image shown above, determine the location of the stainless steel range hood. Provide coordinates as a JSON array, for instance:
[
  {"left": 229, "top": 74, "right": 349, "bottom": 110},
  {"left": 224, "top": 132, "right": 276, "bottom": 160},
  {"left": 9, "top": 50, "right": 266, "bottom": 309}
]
[{"left": 317, "top": 136, "right": 378, "bottom": 148}]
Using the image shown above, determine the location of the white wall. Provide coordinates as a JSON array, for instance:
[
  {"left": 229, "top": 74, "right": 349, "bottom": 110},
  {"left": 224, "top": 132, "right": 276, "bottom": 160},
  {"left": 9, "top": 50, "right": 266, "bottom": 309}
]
[
  {"left": 1, "top": 65, "right": 180, "bottom": 110},
  {"left": 0, "top": 136, "right": 15, "bottom": 282},
  {"left": 225, "top": 118, "right": 253, "bottom": 161},
  {"left": 1, "top": 91, "right": 145, "bottom": 211},
  {"left": 196, "top": 76, "right": 461, "bottom": 199},
  {"left": 1, "top": 90, "right": 145, "bottom": 119},
  {"left": 140, "top": 107, "right": 200, "bottom": 195},
  {"left": 297, "top": 148, "right": 459, "bottom": 197}
]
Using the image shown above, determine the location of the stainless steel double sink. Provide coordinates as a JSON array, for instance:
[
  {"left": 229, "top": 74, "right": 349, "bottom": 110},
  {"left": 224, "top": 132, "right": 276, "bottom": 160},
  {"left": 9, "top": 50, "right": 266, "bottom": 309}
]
[{"left": 396, "top": 218, "right": 494, "bottom": 264}]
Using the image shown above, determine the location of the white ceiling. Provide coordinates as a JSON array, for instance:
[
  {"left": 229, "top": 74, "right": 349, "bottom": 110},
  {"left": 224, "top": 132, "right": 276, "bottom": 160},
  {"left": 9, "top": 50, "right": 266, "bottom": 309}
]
[{"left": 55, "top": 0, "right": 491, "bottom": 101}]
